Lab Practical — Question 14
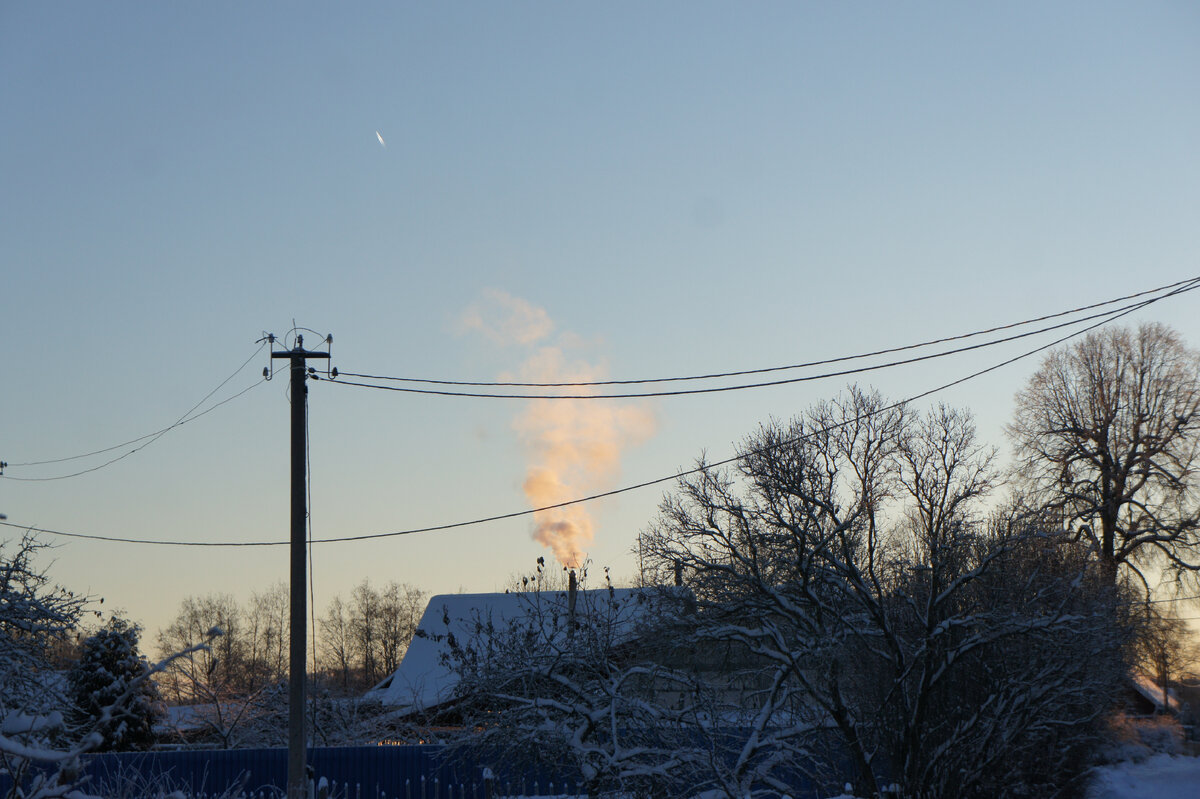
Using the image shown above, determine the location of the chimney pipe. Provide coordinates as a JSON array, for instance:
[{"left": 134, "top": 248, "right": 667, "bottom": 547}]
[
  {"left": 674, "top": 561, "right": 683, "bottom": 587},
  {"left": 568, "top": 569, "right": 578, "bottom": 628}
]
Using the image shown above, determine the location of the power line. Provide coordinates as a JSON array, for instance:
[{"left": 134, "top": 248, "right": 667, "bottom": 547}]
[
  {"left": 4, "top": 343, "right": 268, "bottom": 477},
  {"left": 326, "top": 283, "right": 1198, "bottom": 400},
  {"left": 338, "top": 275, "right": 1200, "bottom": 389},
  {"left": 1148, "top": 594, "right": 1200, "bottom": 604},
  {"left": 0, "top": 288, "right": 1161, "bottom": 548},
  {"left": 0, "top": 519, "right": 281, "bottom": 547},
  {"left": 1, "top": 380, "right": 265, "bottom": 482},
  {"left": 10, "top": 343, "right": 266, "bottom": 466},
  {"left": 311, "top": 288, "right": 1164, "bottom": 543}
]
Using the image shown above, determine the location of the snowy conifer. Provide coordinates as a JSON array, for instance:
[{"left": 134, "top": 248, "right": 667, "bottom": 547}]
[{"left": 68, "top": 616, "right": 161, "bottom": 751}]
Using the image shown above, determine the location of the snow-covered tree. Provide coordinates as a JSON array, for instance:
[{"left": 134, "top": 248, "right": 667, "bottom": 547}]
[
  {"left": 638, "top": 389, "right": 1135, "bottom": 798},
  {"left": 0, "top": 534, "right": 199, "bottom": 799},
  {"left": 440, "top": 566, "right": 707, "bottom": 798},
  {"left": 67, "top": 616, "right": 161, "bottom": 751},
  {"left": 0, "top": 533, "right": 88, "bottom": 798},
  {"left": 0, "top": 534, "right": 86, "bottom": 710}
]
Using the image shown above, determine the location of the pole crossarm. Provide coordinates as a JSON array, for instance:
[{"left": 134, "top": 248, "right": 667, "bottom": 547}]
[{"left": 271, "top": 351, "right": 331, "bottom": 359}]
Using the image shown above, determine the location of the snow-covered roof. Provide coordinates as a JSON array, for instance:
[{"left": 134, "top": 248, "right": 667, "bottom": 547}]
[
  {"left": 365, "top": 587, "right": 677, "bottom": 712},
  {"left": 1131, "top": 673, "right": 1181, "bottom": 714},
  {"left": 157, "top": 701, "right": 250, "bottom": 733}
]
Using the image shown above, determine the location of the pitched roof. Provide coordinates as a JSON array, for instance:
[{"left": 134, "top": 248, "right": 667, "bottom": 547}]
[
  {"left": 1131, "top": 673, "right": 1182, "bottom": 714},
  {"left": 365, "top": 587, "right": 672, "bottom": 711}
]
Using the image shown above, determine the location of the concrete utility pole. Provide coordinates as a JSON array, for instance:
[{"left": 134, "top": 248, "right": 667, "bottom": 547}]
[{"left": 271, "top": 336, "right": 329, "bottom": 799}]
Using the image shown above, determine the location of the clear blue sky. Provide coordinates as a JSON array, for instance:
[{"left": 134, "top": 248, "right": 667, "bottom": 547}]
[{"left": 3, "top": 2, "right": 1199, "bottom": 641}]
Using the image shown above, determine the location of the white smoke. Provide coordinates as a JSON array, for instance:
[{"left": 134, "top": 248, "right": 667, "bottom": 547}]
[{"left": 460, "top": 291, "right": 656, "bottom": 567}]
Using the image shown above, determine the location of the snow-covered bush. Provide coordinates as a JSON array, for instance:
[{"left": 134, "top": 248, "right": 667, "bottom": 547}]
[
  {"left": 1135, "top": 717, "right": 1185, "bottom": 755},
  {"left": 1097, "top": 713, "right": 1185, "bottom": 764}
]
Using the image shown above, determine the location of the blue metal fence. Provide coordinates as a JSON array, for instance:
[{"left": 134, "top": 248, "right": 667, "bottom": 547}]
[
  {"left": 76, "top": 746, "right": 544, "bottom": 799},
  {"left": 1, "top": 741, "right": 827, "bottom": 798}
]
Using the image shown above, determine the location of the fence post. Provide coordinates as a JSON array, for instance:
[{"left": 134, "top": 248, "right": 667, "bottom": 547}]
[{"left": 481, "top": 767, "right": 494, "bottom": 799}]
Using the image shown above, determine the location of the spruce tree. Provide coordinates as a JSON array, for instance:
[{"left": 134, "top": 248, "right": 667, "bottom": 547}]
[{"left": 68, "top": 616, "right": 161, "bottom": 751}]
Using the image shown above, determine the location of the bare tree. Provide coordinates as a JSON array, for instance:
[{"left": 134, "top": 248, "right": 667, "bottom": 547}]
[
  {"left": 154, "top": 582, "right": 426, "bottom": 748},
  {"left": 350, "top": 581, "right": 383, "bottom": 689},
  {"left": 156, "top": 594, "right": 243, "bottom": 702},
  {"left": 640, "top": 391, "right": 1131, "bottom": 798},
  {"left": 1134, "top": 606, "right": 1191, "bottom": 713},
  {"left": 318, "top": 595, "right": 354, "bottom": 692},
  {"left": 377, "top": 583, "right": 425, "bottom": 678},
  {"left": 315, "top": 581, "right": 426, "bottom": 694},
  {"left": 1009, "top": 322, "right": 1200, "bottom": 588},
  {"left": 245, "top": 582, "right": 289, "bottom": 686},
  {"left": 155, "top": 594, "right": 277, "bottom": 748}
]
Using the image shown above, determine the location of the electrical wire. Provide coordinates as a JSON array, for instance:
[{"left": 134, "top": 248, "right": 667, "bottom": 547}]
[
  {"left": 5, "top": 343, "right": 267, "bottom": 472},
  {"left": 0, "top": 519, "right": 280, "bottom": 547},
  {"left": 1, "top": 380, "right": 265, "bottom": 482},
  {"left": 338, "top": 276, "right": 1200, "bottom": 388},
  {"left": 309, "top": 290, "right": 1163, "bottom": 543},
  {"left": 326, "top": 282, "right": 1199, "bottom": 400},
  {"left": 1148, "top": 594, "right": 1200, "bottom": 604},
  {"left": 0, "top": 286, "right": 1165, "bottom": 548}
]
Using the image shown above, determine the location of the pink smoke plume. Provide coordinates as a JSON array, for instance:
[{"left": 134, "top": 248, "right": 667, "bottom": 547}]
[
  {"left": 458, "top": 289, "right": 554, "bottom": 346},
  {"left": 460, "top": 291, "right": 656, "bottom": 568}
]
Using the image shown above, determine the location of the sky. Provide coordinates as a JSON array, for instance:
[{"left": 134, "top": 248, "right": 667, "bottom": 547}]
[{"left": 3, "top": 2, "right": 1200, "bottom": 644}]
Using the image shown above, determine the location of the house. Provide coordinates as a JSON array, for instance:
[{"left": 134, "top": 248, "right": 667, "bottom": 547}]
[
  {"left": 1128, "top": 673, "right": 1182, "bottom": 717},
  {"left": 364, "top": 583, "right": 689, "bottom": 718}
]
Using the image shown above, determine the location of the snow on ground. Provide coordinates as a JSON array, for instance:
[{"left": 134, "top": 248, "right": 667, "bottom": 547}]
[{"left": 1088, "top": 754, "right": 1200, "bottom": 799}]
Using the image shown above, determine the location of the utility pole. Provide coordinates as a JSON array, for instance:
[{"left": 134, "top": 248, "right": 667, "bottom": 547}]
[{"left": 271, "top": 335, "right": 329, "bottom": 799}]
